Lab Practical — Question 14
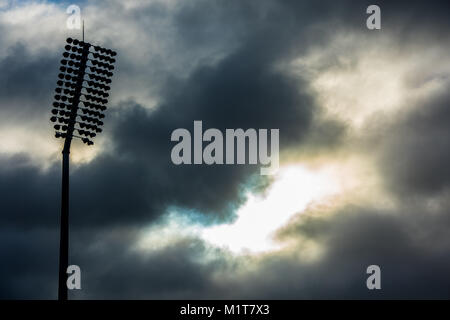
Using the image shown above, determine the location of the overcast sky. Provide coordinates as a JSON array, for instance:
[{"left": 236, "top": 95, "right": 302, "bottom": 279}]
[{"left": 1, "top": 0, "right": 450, "bottom": 299}]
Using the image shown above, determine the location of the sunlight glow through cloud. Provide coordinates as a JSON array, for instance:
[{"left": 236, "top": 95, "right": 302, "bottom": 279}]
[
  {"left": 289, "top": 33, "right": 450, "bottom": 130},
  {"left": 199, "top": 165, "right": 339, "bottom": 253},
  {"left": 136, "top": 165, "right": 341, "bottom": 255}
]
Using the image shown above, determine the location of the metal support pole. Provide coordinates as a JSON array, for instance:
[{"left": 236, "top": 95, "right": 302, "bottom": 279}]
[{"left": 58, "top": 149, "right": 70, "bottom": 301}]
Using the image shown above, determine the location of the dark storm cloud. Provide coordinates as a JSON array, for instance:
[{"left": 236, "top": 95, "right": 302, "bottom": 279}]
[
  {"left": 95, "top": 41, "right": 317, "bottom": 222},
  {"left": 0, "top": 43, "right": 58, "bottom": 116},
  {"left": 270, "top": 204, "right": 450, "bottom": 299},
  {"left": 0, "top": 227, "right": 58, "bottom": 299},
  {"left": 70, "top": 233, "right": 226, "bottom": 299},
  {"left": 244, "top": 206, "right": 450, "bottom": 299},
  {"left": 279, "top": 0, "right": 450, "bottom": 35},
  {"left": 373, "top": 0, "right": 450, "bottom": 38},
  {"left": 41, "top": 203, "right": 450, "bottom": 299},
  {"left": 0, "top": 154, "right": 60, "bottom": 228},
  {"left": 70, "top": 45, "right": 317, "bottom": 225},
  {"left": 378, "top": 88, "right": 450, "bottom": 197}
]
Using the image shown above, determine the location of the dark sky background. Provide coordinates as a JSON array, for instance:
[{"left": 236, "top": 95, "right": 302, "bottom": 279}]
[{"left": 1, "top": 0, "right": 450, "bottom": 299}]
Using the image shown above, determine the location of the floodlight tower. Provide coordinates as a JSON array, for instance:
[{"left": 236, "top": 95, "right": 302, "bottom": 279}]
[{"left": 50, "top": 38, "right": 117, "bottom": 300}]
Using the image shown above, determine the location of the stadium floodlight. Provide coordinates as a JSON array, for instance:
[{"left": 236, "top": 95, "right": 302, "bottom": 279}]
[{"left": 51, "top": 37, "right": 117, "bottom": 300}]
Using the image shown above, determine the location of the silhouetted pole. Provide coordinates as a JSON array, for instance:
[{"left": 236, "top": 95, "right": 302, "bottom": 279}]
[
  {"left": 58, "top": 146, "right": 70, "bottom": 300},
  {"left": 51, "top": 37, "right": 117, "bottom": 300}
]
